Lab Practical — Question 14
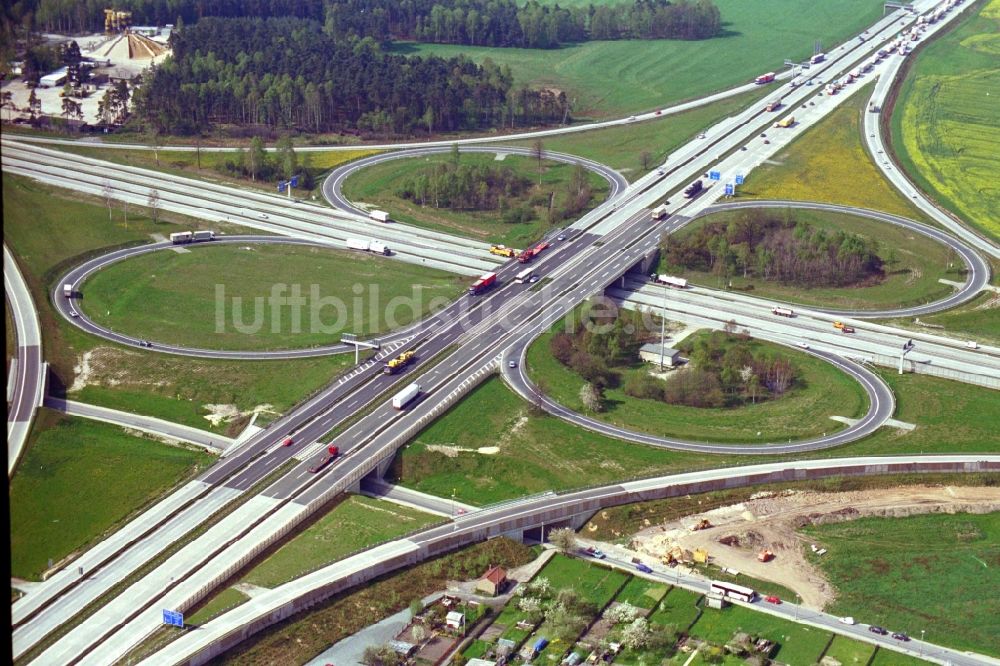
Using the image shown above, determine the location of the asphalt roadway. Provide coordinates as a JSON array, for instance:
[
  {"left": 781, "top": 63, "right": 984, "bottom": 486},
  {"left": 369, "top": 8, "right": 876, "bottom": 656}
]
[{"left": 5, "top": 243, "right": 44, "bottom": 476}]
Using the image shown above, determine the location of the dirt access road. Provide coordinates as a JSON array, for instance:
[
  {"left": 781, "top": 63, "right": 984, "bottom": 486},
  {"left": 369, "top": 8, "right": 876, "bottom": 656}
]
[{"left": 628, "top": 485, "right": 1000, "bottom": 609}]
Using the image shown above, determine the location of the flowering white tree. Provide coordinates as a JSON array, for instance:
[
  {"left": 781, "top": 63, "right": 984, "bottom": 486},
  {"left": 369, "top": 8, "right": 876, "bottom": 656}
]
[
  {"left": 620, "top": 617, "right": 651, "bottom": 651},
  {"left": 604, "top": 602, "right": 640, "bottom": 625}
]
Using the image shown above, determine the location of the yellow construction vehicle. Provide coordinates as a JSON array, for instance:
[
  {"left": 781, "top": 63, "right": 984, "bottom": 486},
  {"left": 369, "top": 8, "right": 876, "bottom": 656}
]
[
  {"left": 383, "top": 350, "right": 416, "bottom": 375},
  {"left": 774, "top": 116, "right": 795, "bottom": 128},
  {"left": 490, "top": 244, "right": 518, "bottom": 258}
]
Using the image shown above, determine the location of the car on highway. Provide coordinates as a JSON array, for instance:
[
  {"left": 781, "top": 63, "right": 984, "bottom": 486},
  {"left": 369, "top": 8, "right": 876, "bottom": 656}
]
[
  {"left": 635, "top": 563, "right": 653, "bottom": 573},
  {"left": 259, "top": 213, "right": 269, "bottom": 219},
  {"left": 281, "top": 436, "right": 295, "bottom": 447},
  {"left": 655, "top": 109, "right": 662, "bottom": 115},
  {"left": 760, "top": 132, "right": 767, "bottom": 138},
  {"left": 839, "top": 616, "right": 856, "bottom": 625},
  {"left": 869, "top": 626, "right": 889, "bottom": 636},
  {"left": 698, "top": 133, "right": 706, "bottom": 139},
  {"left": 657, "top": 168, "right": 665, "bottom": 175},
  {"left": 138, "top": 340, "right": 152, "bottom": 347},
  {"left": 529, "top": 275, "right": 540, "bottom": 283},
  {"left": 764, "top": 595, "right": 781, "bottom": 604},
  {"left": 763, "top": 139, "right": 770, "bottom": 144},
  {"left": 798, "top": 342, "right": 810, "bottom": 349},
  {"left": 508, "top": 360, "right": 517, "bottom": 368},
  {"left": 892, "top": 632, "right": 910, "bottom": 642},
  {"left": 557, "top": 234, "right": 567, "bottom": 241},
  {"left": 585, "top": 547, "right": 606, "bottom": 559},
  {"left": 628, "top": 115, "right": 636, "bottom": 122},
  {"left": 70, "top": 311, "right": 79, "bottom": 318}
]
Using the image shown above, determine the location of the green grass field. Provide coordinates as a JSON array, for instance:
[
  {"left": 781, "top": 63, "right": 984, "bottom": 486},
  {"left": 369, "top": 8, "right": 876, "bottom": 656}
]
[
  {"left": 3, "top": 175, "right": 359, "bottom": 434},
  {"left": 526, "top": 329, "right": 867, "bottom": 444},
  {"left": 79, "top": 243, "right": 464, "bottom": 350},
  {"left": 533, "top": 554, "right": 629, "bottom": 607},
  {"left": 9, "top": 409, "right": 214, "bottom": 580},
  {"left": 661, "top": 208, "right": 958, "bottom": 310},
  {"left": 340, "top": 152, "right": 608, "bottom": 247},
  {"left": 613, "top": 576, "right": 669, "bottom": 610},
  {"left": 881, "top": 292, "right": 1000, "bottom": 346},
  {"left": 869, "top": 647, "right": 934, "bottom": 665},
  {"left": 392, "top": 0, "right": 886, "bottom": 119},
  {"left": 803, "top": 512, "right": 1000, "bottom": 656},
  {"left": 185, "top": 587, "right": 249, "bottom": 626},
  {"left": 505, "top": 86, "right": 773, "bottom": 177},
  {"left": 822, "top": 634, "right": 877, "bottom": 665},
  {"left": 892, "top": 0, "right": 1000, "bottom": 243},
  {"left": 649, "top": 586, "right": 702, "bottom": 630},
  {"left": 689, "top": 603, "right": 831, "bottom": 664},
  {"left": 392, "top": 377, "right": 741, "bottom": 506},
  {"left": 742, "top": 82, "right": 930, "bottom": 221},
  {"left": 56, "top": 145, "right": 377, "bottom": 199},
  {"left": 240, "top": 495, "right": 440, "bottom": 588}
]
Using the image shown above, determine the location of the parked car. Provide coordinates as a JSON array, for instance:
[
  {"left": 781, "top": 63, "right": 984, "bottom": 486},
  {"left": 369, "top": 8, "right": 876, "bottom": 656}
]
[
  {"left": 892, "top": 632, "right": 910, "bottom": 642},
  {"left": 869, "top": 626, "right": 888, "bottom": 636},
  {"left": 764, "top": 596, "right": 781, "bottom": 604}
]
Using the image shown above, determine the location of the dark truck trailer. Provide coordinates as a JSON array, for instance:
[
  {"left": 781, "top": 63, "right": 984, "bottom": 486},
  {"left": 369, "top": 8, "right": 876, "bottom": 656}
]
[{"left": 683, "top": 180, "right": 704, "bottom": 198}]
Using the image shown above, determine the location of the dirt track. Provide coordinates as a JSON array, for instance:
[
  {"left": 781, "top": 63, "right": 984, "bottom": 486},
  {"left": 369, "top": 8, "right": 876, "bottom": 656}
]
[{"left": 629, "top": 485, "right": 1000, "bottom": 609}]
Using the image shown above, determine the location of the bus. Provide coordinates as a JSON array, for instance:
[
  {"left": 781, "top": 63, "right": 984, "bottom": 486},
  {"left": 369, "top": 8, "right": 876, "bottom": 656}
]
[
  {"left": 514, "top": 267, "right": 534, "bottom": 284},
  {"left": 709, "top": 581, "right": 756, "bottom": 603}
]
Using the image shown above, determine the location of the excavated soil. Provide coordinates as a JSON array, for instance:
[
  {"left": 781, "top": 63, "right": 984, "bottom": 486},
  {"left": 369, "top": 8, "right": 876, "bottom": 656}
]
[{"left": 630, "top": 485, "right": 1000, "bottom": 609}]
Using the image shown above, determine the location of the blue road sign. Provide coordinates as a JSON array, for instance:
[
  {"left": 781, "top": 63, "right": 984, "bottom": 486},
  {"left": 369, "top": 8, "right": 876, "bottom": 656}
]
[
  {"left": 724, "top": 183, "right": 735, "bottom": 196},
  {"left": 163, "top": 609, "right": 184, "bottom": 627},
  {"left": 289, "top": 175, "right": 299, "bottom": 188},
  {"left": 735, "top": 174, "right": 745, "bottom": 185},
  {"left": 277, "top": 181, "right": 288, "bottom": 192},
  {"left": 709, "top": 170, "right": 721, "bottom": 181}
]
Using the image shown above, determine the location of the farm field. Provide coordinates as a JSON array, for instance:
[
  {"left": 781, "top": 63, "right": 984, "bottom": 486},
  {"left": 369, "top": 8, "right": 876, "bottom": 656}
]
[
  {"left": 823, "top": 634, "right": 877, "bottom": 665},
  {"left": 742, "top": 82, "right": 930, "bottom": 221},
  {"left": 239, "top": 495, "right": 440, "bottom": 588},
  {"left": 891, "top": 0, "right": 1000, "bottom": 243},
  {"left": 9, "top": 409, "right": 214, "bottom": 580},
  {"left": 613, "top": 576, "right": 669, "bottom": 610},
  {"left": 79, "top": 243, "right": 464, "bottom": 350},
  {"left": 660, "top": 208, "right": 958, "bottom": 311},
  {"left": 3, "top": 175, "right": 359, "bottom": 434},
  {"left": 340, "top": 152, "right": 608, "bottom": 248},
  {"left": 802, "top": 512, "right": 1000, "bottom": 656},
  {"left": 526, "top": 328, "right": 867, "bottom": 444},
  {"left": 533, "top": 554, "right": 629, "bottom": 607},
  {"left": 648, "top": 586, "right": 702, "bottom": 630},
  {"left": 688, "top": 603, "right": 831, "bottom": 664},
  {"left": 392, "top": 0, "right": 886, "bottom": 119}
]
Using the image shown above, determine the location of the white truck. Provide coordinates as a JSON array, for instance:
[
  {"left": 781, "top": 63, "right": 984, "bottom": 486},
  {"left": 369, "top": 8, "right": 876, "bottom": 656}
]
[
  {"left": 653, "top": 274, "right": 688, "bottom": 289},
  {"left": 346, "top": 239, "right": 390, "bottom": 255},
  {"left": 391, "top": 383, "right": 421, "bottom": 410},
  {"left": 651, "top": 204, "right": 669, "bottom": 220},
  {"left": 170, "top": 231, "right": 194, "bottom": 244},
  {"left": 192, "top": 230, "right": 215, "bottom": 242},
  {"left": 63, "top": 284, "right": 74, "bottom": 298},
  {"left": 370, "top": 210, "right": 390, "bottom": 223},
  {"left": 771, "top": 307, "right": 795, "bottom": 318}
]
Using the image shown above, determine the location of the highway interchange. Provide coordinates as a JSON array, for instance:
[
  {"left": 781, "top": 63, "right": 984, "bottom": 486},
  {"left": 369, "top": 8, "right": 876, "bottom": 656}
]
[{"left": 5, "top": 0, "right": 1000, "bottom": 663}]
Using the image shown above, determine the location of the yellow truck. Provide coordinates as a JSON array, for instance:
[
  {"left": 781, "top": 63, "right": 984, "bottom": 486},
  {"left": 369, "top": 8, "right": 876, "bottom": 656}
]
[
  {"left": 490, "top": 244, "right": 518, "bottom": 258},
  {"left": 774, "top": 116, "right": 795, "bottom": 128},
  {"left": 383, "top": 350, "right": 416, "bottom": 375}
]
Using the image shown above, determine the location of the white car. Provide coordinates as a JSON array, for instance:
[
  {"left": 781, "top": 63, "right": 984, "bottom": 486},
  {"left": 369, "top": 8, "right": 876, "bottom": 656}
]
[
  {"left": 628, "top": 115, "right": 636, "bottom": 122},
  {"left": 259, "top": 212, "right": 269, "bottom": 219},
  {"left": 798, "top": 342, "right": 810, "bottom": 349},
  {"left": 839, "top": 616, "right": 856, "bottom": 625}
]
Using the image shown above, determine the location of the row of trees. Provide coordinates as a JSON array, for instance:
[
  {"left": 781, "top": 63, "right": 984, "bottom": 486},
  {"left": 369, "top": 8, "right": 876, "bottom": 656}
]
[
  {"left": 324, "top": 0, "right": 722, "bottom": 48},
  {"left": 132, "top": 17, "right": 568, "bottom": 135},
  {"left": 663, "top": 210, "right": 886, "bottom": 288},
  {"left": 215, "top": 136, "right": 314, "bottom": 187}
]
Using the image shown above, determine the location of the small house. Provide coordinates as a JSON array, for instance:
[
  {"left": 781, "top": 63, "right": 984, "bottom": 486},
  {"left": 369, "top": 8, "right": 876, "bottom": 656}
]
[
  {"left": 445, "top": 610, "right": 465, "bottom": 630},
  {"left": 475, "top": 565, "right": 508, "bottom": 596},
  {"left": 388, "top": 640, "right": 416, "bottom": 657},
  {"left": 639, "top": 343, "right": 680, "bottom": 367}
]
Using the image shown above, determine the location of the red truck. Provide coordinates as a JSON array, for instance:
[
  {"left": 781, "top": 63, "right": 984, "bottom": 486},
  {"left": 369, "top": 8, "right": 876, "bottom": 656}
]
[
  {"left": 468, "top": 272, "right": 497, "bottom": 295},
  {"left": 308, "top": 445, "right": 339, "bottom": 473},
  {"left": 517, "top": 241, "right": 551, "bottom": 264},
  {"left": 755, "top": 72, "right": 776, "bottom": 84}
]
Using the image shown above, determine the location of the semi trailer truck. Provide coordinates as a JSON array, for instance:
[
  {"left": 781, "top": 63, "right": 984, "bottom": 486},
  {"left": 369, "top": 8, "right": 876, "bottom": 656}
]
[{"left": 391, "top": 383, "right": 421, "bottom": 410}]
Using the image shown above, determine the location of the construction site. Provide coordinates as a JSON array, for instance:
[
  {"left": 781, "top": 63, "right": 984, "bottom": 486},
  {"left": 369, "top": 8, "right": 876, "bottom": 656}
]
[{"left": 616, "top": 485, "right": 1000, "bottom": 608}]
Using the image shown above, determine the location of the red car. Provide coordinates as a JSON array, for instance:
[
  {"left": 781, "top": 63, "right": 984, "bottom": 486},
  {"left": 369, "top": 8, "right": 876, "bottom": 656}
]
[
  {"left": 765, "top": 595, "right": 781, "bottom": 604},
  {"left": 655, "top": 109, "right": 662, "bottom": 115},
  {"left": 281, "top": 436, "right": 294, "bottom": 447}
]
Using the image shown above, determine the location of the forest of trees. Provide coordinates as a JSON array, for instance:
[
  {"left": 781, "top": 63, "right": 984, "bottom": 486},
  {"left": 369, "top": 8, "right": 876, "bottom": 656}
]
[
  {"left": 131, "top": 16, "right": 569, "bottom": 135},
  {"left": 625, "top": 330, "right": 800, "bottom": 408},
  {"left": 663, "top": 211, "right": 885, "bottom": 288},
  {"left": 5, "top": 0, "right": 721, "bottom": 46},
  {"left": 395, "top": 149, "right": 595, "bottom": 225}
]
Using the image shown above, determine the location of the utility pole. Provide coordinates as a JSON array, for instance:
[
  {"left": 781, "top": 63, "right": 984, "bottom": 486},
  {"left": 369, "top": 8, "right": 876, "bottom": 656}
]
[{"left": 659, "top": 284, "right": 668, "bottom": 370}]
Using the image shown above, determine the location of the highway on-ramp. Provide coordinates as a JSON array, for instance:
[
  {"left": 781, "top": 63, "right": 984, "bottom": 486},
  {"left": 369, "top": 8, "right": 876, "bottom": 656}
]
[{"left": 5, "top": 243, "right": 44, "bottom": 477}]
